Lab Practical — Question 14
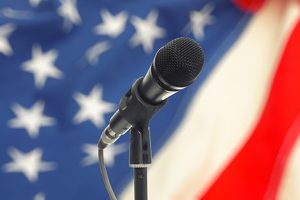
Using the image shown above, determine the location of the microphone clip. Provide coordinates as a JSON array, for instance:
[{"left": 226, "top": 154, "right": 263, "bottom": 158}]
[{"left": 119, "top": 77, "right": 166, "bottom": 167}]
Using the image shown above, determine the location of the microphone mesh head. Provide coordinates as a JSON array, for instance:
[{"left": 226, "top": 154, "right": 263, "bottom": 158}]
[{"left": 155, "top": 37, "right": 204, "bottom": 87}]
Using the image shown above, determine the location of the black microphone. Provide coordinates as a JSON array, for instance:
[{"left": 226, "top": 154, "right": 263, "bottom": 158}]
[{"left": 99, "top": 37, "right": 204, "bottom": 149}]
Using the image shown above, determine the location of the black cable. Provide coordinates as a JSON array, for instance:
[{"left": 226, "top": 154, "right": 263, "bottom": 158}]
[{"left": 98, "top": 148, "right": 117, "bottom": 200}]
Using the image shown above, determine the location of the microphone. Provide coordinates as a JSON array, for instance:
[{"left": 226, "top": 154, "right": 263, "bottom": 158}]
[{"left": 98, "top": 37, "right": 204, "bottom": 149}]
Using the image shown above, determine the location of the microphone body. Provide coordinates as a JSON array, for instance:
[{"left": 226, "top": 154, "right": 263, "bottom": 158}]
[{"left": 99, "top": 37, "right": 204, "bottom": 149}]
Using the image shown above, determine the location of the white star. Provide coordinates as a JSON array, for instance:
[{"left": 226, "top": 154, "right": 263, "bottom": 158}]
[
  {"left": 81, "top": 143, "right": 126, "bottom": 167},
  {"left": 185, "top": 4, "right": 215, "bottom": 40},
  {"left": 85, "top": 41, "right": 111, "bottom": 65},
  {"left": 0, "top": 8, "right": 34, "bottom": 19},
  {"left": 33, "top": 192, "right": 46, "bottom": 200},
  {"left": 0, "top": 23, "right": 16, "bottom": 56},
  {"left": 8, "top": 101, "right": 56, "bottom": 138},
  {"left": 21, "top": 45, "right": 63, "bottom": 89},
  {"left": 2, "top": 148, "right": 57, "bottom": 182},
  {"left": 130, "top": 10, "right": 166, "bottom": 54},
  {"left": 29, "top": 0, "right": 42, "bottom": 7},
  {"left": 73, "top": 85, "right": 115, "bottom": 128},
  {"left": 93, "top": 9, "right": 128, "bottom": 38},
  {"left": 57, "top": 0, "right": 81, "bottom": 32}
]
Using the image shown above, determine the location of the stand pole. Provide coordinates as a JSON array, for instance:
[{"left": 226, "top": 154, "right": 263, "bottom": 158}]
[
  {"left": 129, "top": 126, "right": 151, "bottom": 200},
  {"left": 134, "top": 168, "right": 148, "bottom": 200}
]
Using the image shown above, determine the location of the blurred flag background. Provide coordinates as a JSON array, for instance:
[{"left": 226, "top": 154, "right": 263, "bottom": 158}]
[{"left": 0, "top": 0, "right": 300, "bottom": 199}]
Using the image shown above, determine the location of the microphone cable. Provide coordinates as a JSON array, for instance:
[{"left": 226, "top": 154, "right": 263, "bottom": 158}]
[{"left": 98, "top": 148, "right": 117, "bottom": 200}]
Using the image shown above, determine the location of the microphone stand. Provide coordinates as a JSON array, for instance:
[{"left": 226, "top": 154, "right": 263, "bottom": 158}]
[{"left": 118, "top": 78, "right": 166, "bottom": 200}]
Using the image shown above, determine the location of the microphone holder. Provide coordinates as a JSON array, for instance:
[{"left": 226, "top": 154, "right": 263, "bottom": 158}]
[{"left": 118, "top": 78, "right": 166, "bottom": 200}]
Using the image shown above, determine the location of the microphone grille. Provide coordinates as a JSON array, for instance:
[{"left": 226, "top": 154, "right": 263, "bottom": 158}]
[{"left": 155, "top": 37, "right": 204, "bottom": 87}]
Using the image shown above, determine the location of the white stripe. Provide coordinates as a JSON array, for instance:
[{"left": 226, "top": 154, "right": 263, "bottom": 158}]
[
  {"left": 120, "top": 1, "right": 299, "bottom": 199},
  {"left": 278, "top": 131, "right": 300, "bottom": 200}
]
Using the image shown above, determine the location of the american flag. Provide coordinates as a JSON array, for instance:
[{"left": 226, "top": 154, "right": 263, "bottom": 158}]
[{"left": 1, "top": 0, "right": 300, "bottom": 199}]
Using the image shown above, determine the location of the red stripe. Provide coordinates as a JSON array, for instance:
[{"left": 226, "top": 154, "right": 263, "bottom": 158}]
[
  {"left": 233, "top": 0, "right": 266, "bottom": 12},
  {"left": 199, "top": 19, "right": 300, "bottom": 200}
]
